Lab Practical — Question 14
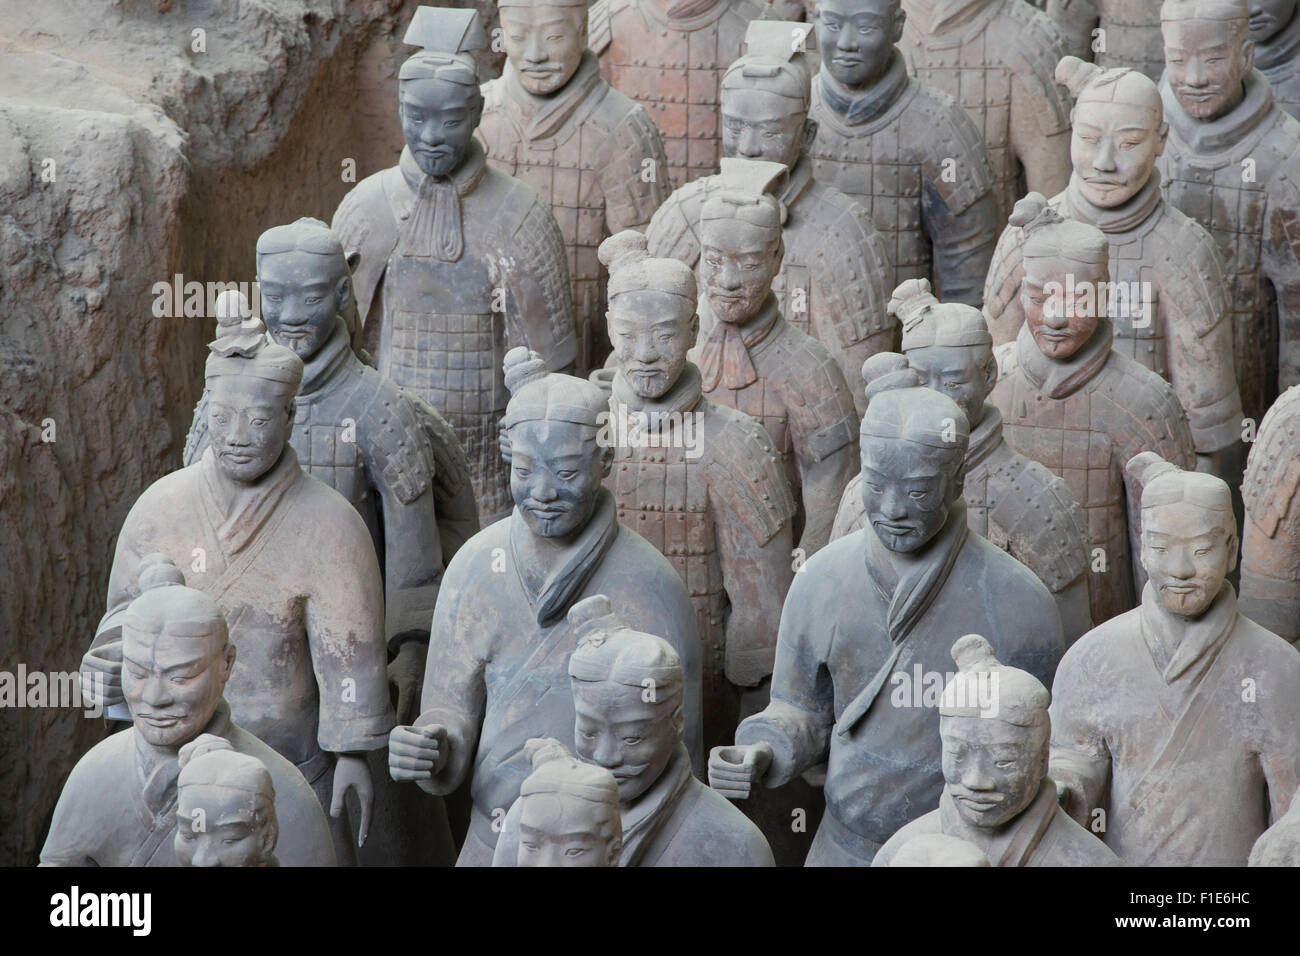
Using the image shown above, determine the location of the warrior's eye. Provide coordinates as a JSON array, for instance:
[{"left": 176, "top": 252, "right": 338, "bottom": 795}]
[{"left": 564, "top": 847, "right": 587, "bottom": 858}]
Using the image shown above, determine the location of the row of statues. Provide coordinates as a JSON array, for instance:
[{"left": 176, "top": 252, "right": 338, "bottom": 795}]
[{"left": 36, "top": 0, "right": 1300, "bottom": 867}]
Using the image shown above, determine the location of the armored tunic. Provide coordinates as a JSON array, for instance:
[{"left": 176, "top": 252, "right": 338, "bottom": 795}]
[
  {"left": 1158, "top": 70, "right": 1300, "bottom": 423},
  {"left": 832, "top": 403, "right": 1094, "bottom": 644},
  {"left": 1044, "top": 0, "right": 1166, "bottom": 82},
  {"left": 900, "top": 0, "right": 1074, "bottom": 224},
  {"left": 992, "top": 318, "right": 1197, "bottom": 625},
  {"left": 1257, "top": 10, "right": 1300, "bottom": 124},
  {"left": 590, "top": 0, "right": 764, "bottom": 189},
  {"left": 983, "top": 175, "right": 1244, "bottom": 456},
  {"left": 332, "top": 141, "right": 577, "bottom": 525},
  {"left": 646, "top": 154, "right": 898, "bottom": 410},
  {"left": 1240, "top": 384, "right": 1300, "bottom": 644},
  {"left": 809, "top": 53, "right": 1000, "bottom": 306},
  {"left": 479, "top": 52, "right": 671, "bottom": 373}
]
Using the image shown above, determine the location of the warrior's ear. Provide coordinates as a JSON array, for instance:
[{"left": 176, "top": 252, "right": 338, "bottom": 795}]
[
  {"left": 801, "top": 117, "right": 818, "bottom": 154},
  {"left": 346, "top": 251, "right": 361, "bottom": 275}
]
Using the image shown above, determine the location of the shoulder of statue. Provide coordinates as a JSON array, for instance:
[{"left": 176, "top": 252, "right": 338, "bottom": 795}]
[
  {"left": 987, "top": 452, "right": 1090, "bottom": 590},
  {"left": 589, "top": 0, "right": 617, "bottom": 55},
  {"left": 646, "top": 180, "right": 708, "bottom": 259},
  {"left": 909, "top": 86, "right": 996, "bottom": 211},
  {"left": 1102, "top": 355, "right": 1193, "bottom": 452},
  {"left": 1243, "top": 388, "right": 1300, "bottom": 537},
  {"left": 701, "top": 401, "right": 796, "bottom": 545},
  {"left": 1154, "top": 216, "right": 1231, "bottom": 337},
  {"left": 773, "top": 328, "right": 860, "bottom": 452},
  {"left": 1004, "top": 10, "right": 1073, "bottom": 135}
]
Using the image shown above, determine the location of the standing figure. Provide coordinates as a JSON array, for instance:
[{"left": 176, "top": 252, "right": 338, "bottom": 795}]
[
  {"left": 807, "top": 0, "right": 1000, "bottom": 304},
  {"left": 983, "top": 58, "right": 1244, "bottom": 477},
  {"left": 589, "top": 0, "right": 766, "bottom": 188},
  {"left": 900, "top": 0, "right": 1074, "bottom": 223},
  {"left": 478, "top": 0, "right": 671, "bottom": 374},
  {"left": 175, "top": 736, "right": 281, "bottom": 868},
  {"left": 1045, "top": 0, "right": 1167, "bottom": 81},
  {"left": 646, "top": 19, "right": 898, "bottom": 406},
  {"left": 1157, "top": 0, "right": 1300, "bottom": 422},
  {"left": 332, "top": 6, "right": 577, "bottom": 526},
  {"left": 833, "top": 282, "right": 1093, "bottom": 645},
  {"left": 991, "top": 195, "right": 1196, "bottom": 625},
  {"left": 1249, "top": 0, "right": 1300, "bottom": 121},
  {"left": 1239, "top": 383, "right": 1300, "bottom": 643},
  {"left": 1050, "top": 453, "right": 1300, "bottom": 866},
  {"left": 709, "top": 368, "right": 1064, "bottom": 866},
  {"left": 387, "top": 350, "right": 702, "bottom": 867}
]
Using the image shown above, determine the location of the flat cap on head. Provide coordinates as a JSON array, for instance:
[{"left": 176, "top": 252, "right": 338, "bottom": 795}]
[{"left": 401, "top": 6, "right": 486, "bottom": 84}]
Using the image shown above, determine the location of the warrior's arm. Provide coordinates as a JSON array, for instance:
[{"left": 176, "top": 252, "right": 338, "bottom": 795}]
[
  {"left": 982, "top": 222, "right": 1028, "bottom": 346},
  {"left": 1264, "top": 203, "right": 1300, "bottom": 393},
  {"left": 1240, "top": 500, "right": 1300, "bottom": 645},
  {"left": 599, "top": 106, "right": 671, "bottom": 233},
  {"left": 371, "top": 458, "right": 444, "bottom": 651},
  {"left": 1048, "top": 657, "right": 1111, "bottom": 827},
  {"left": 921, "top": 177, "right": 999, "bottom": 308},
  {"left": 1045, "top": 0, "right": 1101, "bottom": 62},
  {"left": 505, "top": 196, "right": 578, "bottom": 374},
  {"left": 787, "top": 367, "right": 860, "bottom": 555},
  {"left": 1010, "top": 82, "right": 1073, "bottom": 203},
  {"left": 1259, "top": 660, "right": 1300, "bottom": 825}
]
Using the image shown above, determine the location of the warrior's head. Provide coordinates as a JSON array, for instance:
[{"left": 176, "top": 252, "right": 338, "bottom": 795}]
[
  {"left": 174, "top": 735, "right": 278, "bottom": 868},
  {"left": 1129, "top": 452, "right": 1238, "bottom": 618},
  {"left": 888, "top": 278, "right": 995, "bottom": 431},
  {"left": 1013, "top": 193, "right": 1110, "bottom": 362},
  {"left": 255, "top": 218, "right": 355, "bottom": 361},
  {"left": 598, "top": 230, "right": 699, "bottom": 400},
  {"left": 721, "top": 21, "right": 816, "bottom": 169},
  {"left": 939, "top": 634, "right": 1052, "bottom": 830},
  {"left": 815, "top": 0, "right": 904, "bottom": 91},
  {"left": 122, "top": 555, "right": 236, "bottom": 749},
  {"left": 1247, "top": 0, "right": 1298, "bottom": 43},
  {"left": 1162, "top": 0, "right": 1254, "bottom": 121},
  {"left": 567, "top": 595, "right": 684, "bottom": 805},
  {"left": 858, "top": 356, "right": 968, "bottom": 553},
  {"left": 1057, "top": 57, "right": 1168, "bottom": 210},
  {"left": 399, "top": 6, "right": 487, "bottom": 178},
  {"left": 498, "top": 0, "right": 588, "bottom": 96},
  {"left": 699, "top": 159, "right": 787, "bottom": 326},
  {"left": 204, "top": 292, "right": 303, "bottom": 485},
  {"left": 516, "top": 738, "right": 622, "bottom": 867},
  {"left": 502, "top": 348, "right": 612, "bottom": 540}
]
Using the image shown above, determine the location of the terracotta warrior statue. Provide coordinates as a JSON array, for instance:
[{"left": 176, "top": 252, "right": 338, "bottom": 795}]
[
  {"left": 1240, "top": 383, "right": 1300, "bottom": 643},
  {"left": 983, "top": 58, "right": 1244, "bottom": 478},
  {"left": 991, "top": 195, "right": 1197, "bottom": 625},
  {"left": 646, "top": 20, "right": 898, "bottom": 407},
  {"left": 48, "top": 560, "right": 333, "bottom": 866},
  {"left": 1045, "top": 0, "right": 1167, "bottom": 81},
  {"left": 598, "top": 229, "right": 796, "bottom": 752},
  {"left": 588, "top": 0, "right": 766, "bottom": 188},
  {"left": 81, "top": 308, "right": 393, "bottom": 865},
  {"left": 1249, "top": 0, "right": 1300, "bottom": 121},
  {"left": 387, "top": 350, "right": 702, "bottom": 867},
  {"left": 478, "top": 0, "right": 671, "bottom": 374},
  {"left": 808, "top": 0, "right": 1000, "bottom": 304},
  {"left": 709, "top": 368, "right": 1064, "bottom": 866},
  {"left": 507, "top": 738, "right": 623, "bottom": 866},
  {"left": 1051, "top": 453, "right": 1300, "bottom": 866},
  {"left": 875, "top": 635, "right": 1121, "bottom": 866},
  {"left": 899, "top": 0, "right": 1074, "bottom": 223},
  {"left": 175, "top": 736, "right": 281, "bottom": 867},
  {"left": 1157, "top": 0, "right": 1300, "bottom": 423},
  {"left": 494, "top": 595, "right": 775, "bottom": 866},
  {"left": 1250, "top": 787, "right": 1300, "bottom": 865},
  {"left": 332, "top": 6, "right": 577, "bottom": 525},
  {"left": 832, "top": 283, "right": 1093, "bottom": 645},
  {"left": 887, "top": 833, "right": 991, "bottom": 865}
]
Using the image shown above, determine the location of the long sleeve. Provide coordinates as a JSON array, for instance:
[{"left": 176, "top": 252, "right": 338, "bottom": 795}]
[
  {"left": 1263, "top": 184, "right": 1300, "bottom": 393},
  {"left": 1010, "top": 79, "right": 1073, "bottom": 204},
  {"left": 923, "top": 179, "right": 1000, "bottom": 307},
  {"left": 982, "top": 221, "right": 1028, "bottom": 345},
  {"left": 598, "top": 103, "right": 671, "bottom": 233}
]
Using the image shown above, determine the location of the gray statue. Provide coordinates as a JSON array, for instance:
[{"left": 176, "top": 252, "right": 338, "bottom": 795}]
[
  {"left": 1249, "top": 0, "right": 1300, "bottom": 121},
  {"left": 509, "top": 738, "right": 623, "bottom": 867},
  {"left": 175, "top": 735, "right": 281, "bottom": 868}
]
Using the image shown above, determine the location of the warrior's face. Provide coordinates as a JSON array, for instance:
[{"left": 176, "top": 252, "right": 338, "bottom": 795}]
[
  {"left": 1164, "top": 16, "right": 1254, "bottom": 121},
  {"left": 500, "top": 4, "right": 587, "bottom": 96},
  {"left": 122, "top": 628, "right": 234, "bottom": 749},
  {"left": 1072, "top": 98, "right": 1167, "bottom": 209},
  {"left": 1248, "top": 0, "right": 1297, "bottom": 42},
  {"left": 941, "top": 715, "right": 1048, "bottom": 830},
  {"left": 1021, "top": 258, "right": 1104, "bottom": 361},
  {"left": 721, "top": 87, "right": 811, "bottom": 170},
  {"left": 517, "top": 793, "right": 620, "bottom": 866},
  {"left": 175, "top": 785, "right": 276, "bottom": 867},
  {"left": 399, "top": 77, "right": 484, "bottom": 177},
  {"left": 572, "top": 679, "right": 681, "bottom": 805},
  {"left": 608, "top": 292, "right": 698, "bottom": 399},
  {"left": 699, "top": 221, "right": 781, "bottom": 326},
  {"left": 817, "top": 0, "right": 903, "bottom": 90},
  {"left": 1141, "top": 501, "right": 1237, "bottom": 618},
  {"left": 906, "top": 344, "right": 996, "bottom": 432},
  {"left": 859, "top": 437, "right": 963, "bottom": 553},
  {"left": 258, "top": 249, "right": 349, "bottom": 360},
  {"left": 509, "top": 419, "right": 610, "bottom": 540},
  {"left": 207, "top": 376, "right": 295, "bottom": 485}
]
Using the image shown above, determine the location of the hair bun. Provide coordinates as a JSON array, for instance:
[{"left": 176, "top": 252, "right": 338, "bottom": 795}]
[
  {"left": 1055, "top": 55, "right": 1101, "bottom": 96},
  {"left": 950, "top": 634, "right": 998, "bottom": 672},
  {"left": 887, "top": 277, "right": 939, "bottom": 324},
  {"left": 503, "top": 347, "right": 549, "bottom": 396},
  {"left": 524, "top": 737, "right": 570, "bottom": 770},
  {"left": 1126, "top": 450, "right": 1181, "bottom": 487},
  {"left": 598, "top": 229, "right": 650, "bottom": 272},
  {"left": 178, "top": 733, "right": 234, "bottom": 770},
  {"left": 862, "top": 352, "right": 918, "bottom": 401},
  {"left": 138, "top": 553, "right": 186, "bottom": 591},
  {"left": 1009, "top": 192, "right": 1063, "bottom": 234}
]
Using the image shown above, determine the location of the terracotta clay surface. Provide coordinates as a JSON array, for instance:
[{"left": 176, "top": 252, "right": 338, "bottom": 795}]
[
  {"left": 900, "top": 0, "right": 1074, "bottom": 223},
  {"left": 1045, "top": 0, "right": 1168, "bottom": 81},
  {"left": 1250, "top": 786, "right": 1300, "bottom": 866},
  {"left": 991, "top": 195, "right": 1197, "bottom": 625},
  {"left": 1249, "top": 0, "right": 1300, "bottom": 121},
  {"left": 175, "top": 736, "right": 282, "bottom": 868},
  {"left": 333, "top": 6, "right": 578, "bottom": 526},
  {"left": 1240, "top": 384, "right": 1300, "bottom": 643},
  {"left": 479, "top": 0, "right": 671, "bottom": 373},
  {"left": 506, "top": 738, "right": 624, "bottom": 866},
  {"left": 1050, "top": 452, "right": 1300, "bottom": 866}
]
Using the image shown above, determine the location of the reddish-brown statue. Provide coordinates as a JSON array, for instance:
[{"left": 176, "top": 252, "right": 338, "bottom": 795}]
[
  {"left": 1045, "top": 0, "right": 1168, "bottom": 81},
  {"left": 1249, "top": 0, "right": 1300, "bottom": 121}
]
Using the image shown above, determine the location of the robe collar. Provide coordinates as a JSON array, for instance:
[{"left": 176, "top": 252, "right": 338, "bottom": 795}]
[
  {"left": 818, "top": 52, "right": 911, "bottom": 127},
  {"left": 297, "top": 317, "right": 353, "bottom": 400},
  {"left": 1138, "top": 581, "right": 1239, "bottom": 685},
  {"left": 1063, "top": 170, "right": 1163, "bottom": 235},
  {"left": 502, "top": 51, "right": 603, "bottom": 144},
  {"left": 510, "top": 486, "right": 621, "bottom": 627},
  {"left": 396, "top": 139, "right": 489, "bottom": 261},
  {"left": 780, "top": 153, "right": 815, "bottom": 208},
  {"left": 1256, "top": 9, "right": 1300, "bottom": 74},
  {"left": 134, "top": 699, "right": 234, "bottom": 819},
  {"left": 938, "top": 776, "right": 1058, "bottom": 867},
  {"left": 964, "top": 403, "right": 1003, "bottom": 473},
  {"left": 1014, "top": 317, "right": 1113, "bottom": 400},
  {"left": 865, "top": 498, "right": 970, "bottom": 646},
  {"left": 198, "top": 442, "right": 303, "bottom": 557},
  {"left": 618, "top": 742, "right": 694, "bottom": 866},
  {"left": 1161, "top": 69, "right": 1275, "bottom": 155},
  {"left": 909, "top": 0, "right": 997, "bottom": 36},
  {"left": 610, "top": 362, "right": 705, "bottom": 424},
  {"left": 696, "top": 293, "right": 782, "bottom": 392}
]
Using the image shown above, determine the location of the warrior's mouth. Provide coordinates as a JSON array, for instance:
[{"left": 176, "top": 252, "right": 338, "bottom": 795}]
[{"left": 138, "top": 714, "right": 182, "bottom": 727}]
